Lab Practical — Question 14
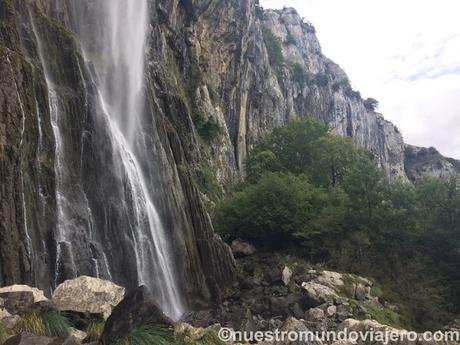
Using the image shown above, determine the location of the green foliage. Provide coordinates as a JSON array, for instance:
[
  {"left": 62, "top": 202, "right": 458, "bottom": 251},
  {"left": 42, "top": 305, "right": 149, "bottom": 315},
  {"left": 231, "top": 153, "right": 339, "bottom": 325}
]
[
  {"left": 13, "top": 311, "right": 70, "bottom": 338},
  {"left": 364, "top": 97, "right": 379, "bottom": 111},
  {"left": 215, "top": 172, "right": 347, "bottom": 247},
  {"left": 193, "top": 112, "right": 224, "bottom": 142},
  {"left": 314, "top": 73, "right": 329, "bottom": 87},
  {"left": 289, "top": 62, "right": 306, "bottom": 83},
  {"left": 364, "top": 303, "right": 404, "bottom": 329},
  {"left": 195, "top": 163, "right": 222, "bottom": 201},
  {"left": 262, "top": 26, "right": 284, "bottom": 68},
  {"left": 215, "top": 117, "right": 460, "bottom": 330},
  {"left": 41, "top": 311, "right": 70, "bottom": 338},
  {"left": 246, "top": 118, "right": 328, "bottom": 177}
]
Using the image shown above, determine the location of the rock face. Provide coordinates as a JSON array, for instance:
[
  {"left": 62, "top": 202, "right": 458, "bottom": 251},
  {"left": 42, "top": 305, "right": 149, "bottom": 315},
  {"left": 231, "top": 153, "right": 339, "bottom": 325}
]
[
  {"left": 51, "top": 276, "right": 125, "bottom": 319},
  {"left": 100, "top": 286, "right": 173, "bottom": 345},
  {"left": 0, "top": 0, "right": 456, "bottom": 312},
  {"left": 405, "top": 145, "right": 459, "bottom": 181},
  {"left": 0, "top": 0, "right": 236, "bottom": 310}
]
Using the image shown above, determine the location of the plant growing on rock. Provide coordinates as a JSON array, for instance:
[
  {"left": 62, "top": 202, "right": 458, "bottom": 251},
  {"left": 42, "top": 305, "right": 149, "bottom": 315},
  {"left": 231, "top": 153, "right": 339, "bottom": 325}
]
[
  {"left": 0, "top": 321, "right": 13, "bottom": 344},
  {"left": 262, "top": 26, "right": 284, "bottom": 68},
  {"left": 13, "top": 311, "right": 70, "bottom": 338},
  {"left": 364, "top": 97, "right": 379, "bottom": 112}
]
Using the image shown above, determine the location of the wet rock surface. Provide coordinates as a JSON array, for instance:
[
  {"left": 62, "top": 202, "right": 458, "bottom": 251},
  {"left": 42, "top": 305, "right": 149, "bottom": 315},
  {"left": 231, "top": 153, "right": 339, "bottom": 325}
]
[{"left": 100, "top": 286, "right": 174, "bottom": 345}]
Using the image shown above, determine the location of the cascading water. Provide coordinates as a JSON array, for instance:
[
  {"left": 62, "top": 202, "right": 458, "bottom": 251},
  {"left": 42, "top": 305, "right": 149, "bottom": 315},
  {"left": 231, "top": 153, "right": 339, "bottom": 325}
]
[
  {"left": 28, "top": 0, "right": 185, "bottom": 319},
  {"left": 63, "top": 0, "right": 184, "bottom": 318}
]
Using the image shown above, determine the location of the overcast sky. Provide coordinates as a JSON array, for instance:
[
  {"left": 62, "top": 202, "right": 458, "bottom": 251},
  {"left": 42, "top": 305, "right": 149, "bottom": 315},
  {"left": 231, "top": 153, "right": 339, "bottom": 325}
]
[{"left": 260, "top": 0, "right": 460, "bottom": 159}]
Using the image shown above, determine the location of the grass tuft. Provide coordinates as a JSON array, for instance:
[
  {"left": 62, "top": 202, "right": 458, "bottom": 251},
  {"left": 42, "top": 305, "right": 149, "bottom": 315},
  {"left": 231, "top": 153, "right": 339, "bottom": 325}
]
[
  {"left": 0, "top": 320, "right": 14, "bottom": 344},
  {"left": 41, "top": 311, "right": 70, "bottom": 338},
  {"left": 14, "top": 312, "right": 46, "bottom": 336},
  {"left": 85, "top": 319, "right": 105, "bottom": 342},
  {"left": 115, "top": 325, "right": 175, "bottom": 345}
]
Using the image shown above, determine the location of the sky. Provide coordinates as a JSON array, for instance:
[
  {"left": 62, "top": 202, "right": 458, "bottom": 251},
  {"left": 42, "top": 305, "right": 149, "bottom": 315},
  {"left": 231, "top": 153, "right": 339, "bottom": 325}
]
[{"left": 260, "top": 0, "right": 460, "bottom": 159}]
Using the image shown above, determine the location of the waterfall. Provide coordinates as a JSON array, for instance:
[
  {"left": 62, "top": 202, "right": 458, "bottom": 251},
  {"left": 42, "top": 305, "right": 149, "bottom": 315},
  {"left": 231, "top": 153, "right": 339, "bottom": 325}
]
[
  {"left": 28, "top": 0, "right": 185, "bottom": 319},
  {"left": 84, "top": 0, "right": 185, "bottom": 318}
]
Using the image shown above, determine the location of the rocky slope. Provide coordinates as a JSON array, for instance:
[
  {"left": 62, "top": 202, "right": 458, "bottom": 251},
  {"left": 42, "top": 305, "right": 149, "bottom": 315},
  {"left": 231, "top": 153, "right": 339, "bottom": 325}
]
[
  {"left": 0, "top": 264, "right": 458, "bottom": 344},
  {"left": 0, "top": 0, "right": 457, "bottom": 313},
  {"left": 405, "top": 145, "right": 460, "bottom": 181}
]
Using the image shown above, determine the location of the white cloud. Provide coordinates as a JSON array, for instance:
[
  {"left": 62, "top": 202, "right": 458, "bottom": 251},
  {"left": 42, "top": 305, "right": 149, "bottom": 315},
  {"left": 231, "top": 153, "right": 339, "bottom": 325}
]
[{"left": 260, "top": 0, "right": 460, "bottom": 158}]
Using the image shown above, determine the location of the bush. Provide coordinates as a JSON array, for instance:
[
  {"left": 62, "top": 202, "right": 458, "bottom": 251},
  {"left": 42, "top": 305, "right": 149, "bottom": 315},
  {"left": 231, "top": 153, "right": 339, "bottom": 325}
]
[
  {"left": 289, "top": 62, "right": 306, "bottom": 83},
  {"left": 262, "top": 26, "right": 284, "bottom": 68},
  {"left": 364, "top": 97, "right": 379, "bottom": 112},
  {"left": 193, "top": 112, "right": 224, "bottom": 142},
  {"left": 214, "top": 172, "right": 346, "bottom": 247}
]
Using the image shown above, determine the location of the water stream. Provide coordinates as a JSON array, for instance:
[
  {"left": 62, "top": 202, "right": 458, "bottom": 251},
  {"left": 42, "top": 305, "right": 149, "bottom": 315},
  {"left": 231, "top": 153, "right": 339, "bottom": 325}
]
[{"left": 30, "top": 0, "right": 185, "bottom": 319}]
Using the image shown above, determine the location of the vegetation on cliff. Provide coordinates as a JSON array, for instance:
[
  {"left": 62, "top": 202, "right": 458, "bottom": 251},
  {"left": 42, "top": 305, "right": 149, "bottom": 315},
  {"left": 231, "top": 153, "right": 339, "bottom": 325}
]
[{"left": 214, "top": 119, "right": 460, "bottom": 330}]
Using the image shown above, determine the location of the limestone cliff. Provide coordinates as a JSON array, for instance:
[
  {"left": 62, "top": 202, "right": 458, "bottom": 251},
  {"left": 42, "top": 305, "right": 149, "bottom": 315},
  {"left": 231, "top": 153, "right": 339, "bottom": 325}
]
[
  {"left": 0, "top": 0, "right": 455, "bottom": 312},
  {"left": 405, "top": 145, "right": 459, "bottom": 181},
  {"left": 189, "top": 4, "right": 407, "bottom": 180}
]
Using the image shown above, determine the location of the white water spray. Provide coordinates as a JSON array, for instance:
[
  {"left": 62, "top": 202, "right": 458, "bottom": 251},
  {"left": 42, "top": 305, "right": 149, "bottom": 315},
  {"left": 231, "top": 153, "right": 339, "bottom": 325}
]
[{"left": 72, "top": 0, "right": 185, "bottom": 318}]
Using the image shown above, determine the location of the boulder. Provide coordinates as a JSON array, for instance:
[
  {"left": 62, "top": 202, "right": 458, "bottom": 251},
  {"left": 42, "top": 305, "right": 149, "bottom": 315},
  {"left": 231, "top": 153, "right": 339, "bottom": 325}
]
[
  {"left": 282, "top": 266, "right": 293, "bottom": 286},
  {"left": 0, "top": 302, "right": 12, "bottom": 320},
  {"left": 355, "top": 283, "right": 371, "bottom": 301},
  {"left": 326, "top": 305, "right": 337, "bottom": 317},
  {"left": 301, "top": 282, "right": 339, "bottom": 305},
  {"left": 175, "top": 323, "right": 206, "bottom": 342},
  {"left": 0, "top": 291, "right": 34, "bottom": 314},
  {"left": 0, "top": 285, "right": 48, "bottom": 303},
  {"left": 52, "top": 276, "right": 125, "bottom": 319},
  {"left": 3, "top": 333, "right": 53, "bottom": 345},
  {"left": 100, "top": 285, "right": 173, "bottom": 345},
  {"left": 263, "top": 267, "right": 283, "bottom": 285},
  {"left": 231, "top": 239, "right": 256, "bottom": 257},
  {"left": 300, "top": 270, "right": 344, "bottom": 290},
  {"left": 305, "top": 308, "right": 325, "bottom": 322}
]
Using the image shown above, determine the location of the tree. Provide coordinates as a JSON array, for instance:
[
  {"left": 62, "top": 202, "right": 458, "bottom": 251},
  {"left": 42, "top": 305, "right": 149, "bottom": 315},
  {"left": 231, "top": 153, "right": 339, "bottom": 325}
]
[
  {"left": 248, "top": 118, "right": 328, "bottom": 176},
  {"left": 364, "top": 98, "right": 379, "bottom": 112},
  {"left": 214, "top": 172, "right": 346, "bottom": 247}
]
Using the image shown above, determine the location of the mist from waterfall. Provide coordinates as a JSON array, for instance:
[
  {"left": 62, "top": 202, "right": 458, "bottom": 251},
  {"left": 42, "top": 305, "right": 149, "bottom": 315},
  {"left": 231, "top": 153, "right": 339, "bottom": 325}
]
[
  {"left": 72, "top": 0, "right": 185, "bottom": 319},
  {"left": 31, "top": 0, "right": 185, "bottom": 319}
]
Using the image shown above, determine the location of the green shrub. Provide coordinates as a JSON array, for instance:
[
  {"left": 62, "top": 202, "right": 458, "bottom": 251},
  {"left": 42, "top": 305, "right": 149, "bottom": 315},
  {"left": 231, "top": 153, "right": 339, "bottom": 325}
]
[
  {"left": 289, "top": 62, "right": 306, "bottom": 83},
  {"left": 193, "top": 112, "right": 224, "bottom": 142},
  {"left": 262, "top": 26, "right": 284, "bottom": 68},
  {"left": 214, "top": 172, "right": 346, "bottom": 247}
]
